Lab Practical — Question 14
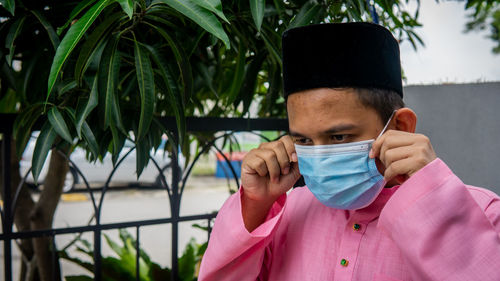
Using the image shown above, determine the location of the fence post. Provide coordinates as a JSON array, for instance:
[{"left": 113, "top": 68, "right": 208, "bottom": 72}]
[
  {"left": 171, "top": 130, "right": 181, "bottom": 280},
  {"left": 2, "top": 129, "right": 13, "bottom": 281}
]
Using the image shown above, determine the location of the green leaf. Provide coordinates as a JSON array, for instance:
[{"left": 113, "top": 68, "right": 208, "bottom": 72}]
[
  {"left": 98, "top": 130, "right": 112, "bottom": 161},
  {"left": 57, "top": 80, "right": 77, "bottom": 97},
  {"left": 288, "top": 2, "right": 322, "bottom": 29},
  {"left": 271, "top": 0, "right": 284, "bottom": 19},
  {"left": 143, "top": 13, "right": 177, "bottom": 28},
  {"left": 13, "top": 105, "right": 43, "bottom": 158},
  {"left": 80, "top": 121, "right": 100, "bottom": 159},
  {"left": 135, "top": 134, "right": 150, "bottom": 178},
  {"left": 31, "top": 10, "right": 60, "bottom": 50},
  {"left": 196, "top": 62, "right": 217, "bottom": 97},
  {"left": 103, "top": 233, "right": 124, "bottom": 257},
  {"left": 101, "top": 256, "right": 137, "bottom": 280},
  {"left": 1, "top": 57, "right": 17, "bottom": 91},
  {"left": 191, "top": 0, "right": 229, "bottom": 23},
  {"left": 48, "top": 107, "right": 73, "bottom": 144},
  {"left": 144, "top": 22, "right": 193, "bottom": 107},
  {"left": 240, "top": 52, "right": 266, "bottom": 115},
  {"left": 260, "top": 27, "right": 281, "bottom": 67},
  {"left": 62, "top": 107, "right": 77, "bottom": 128},
  {"left": 197, "top": 241, "right": 208, "bottom": 257},
  {"left": 76, "top": 237, "right": 94, "bottom": 253},
  {"left": 59, "top": 248, "right": 94, "bottom": 271},
  {"left": 156, "top": 0, "right": 230, "bottom": 49},
  {"left": 149, "top": 263, "right": 171, "bottom": 281},
  {"left": 119, "top": 70, "right": 138, "bottom": 97},
  {"left": 178, "top": 238, "right": 196, "bottom": 280},
  {"left": 74, "top": 12, "right": 124, "bottom": 85},
  {"left": 118, "top": 228, "right": 135, "bottom": 245},
  {"left": 109, "top": 121, "right": 125, "bottom": 166},
  {"left": 191, "top": 223, "right": 209, "bottom": 231},
  {"left": 47, "top": 0, "right": 111, "bottom": 99},
  {"left": 5, "top": 16, "right": 26, "bottom": 66},
  {"left": 115, "top": 0, "right": 134, "bottom": 18},
  {"left": 0, "top": 90, "right": 18, "bottom": 113},
  {"left": 18, "top": 49, "right": 40, "bottom": 101},
  {"left": 98, "top": 34, "right": 122, "bottom": 129},
  {"left": 264, "top": 62, "right": 280, "bottom": 113},
  {"left": 76, "top": 77, "right": 98, "bottom": 137},
  {"left": 57, "top": 0, "right": 98, "bottom": 35},
  {"left": 227, "top": 42, "right": 247, "bottom": 105},
  {"left": 32, "top": 122, "right": 57, "bottom": 183},
  {"left": 0, "top": 0, "right": 15, "bottom": 15},
  {"left": 250, "top": 0, "right": 265, "bottom": 31},
  {"left": 133, "top": 38, "right": 155, "bottom": 141},
  {"left": 145, "top": 45, "right": 186, "bottom": 144},
  {"left": 123, "top": 238, "right": 150, "bottom": 280}
]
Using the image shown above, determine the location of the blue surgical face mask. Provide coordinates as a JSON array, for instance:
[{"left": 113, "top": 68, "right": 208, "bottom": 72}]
[{"left": 295, "top": 111, "right": 395, "bottom": 210}]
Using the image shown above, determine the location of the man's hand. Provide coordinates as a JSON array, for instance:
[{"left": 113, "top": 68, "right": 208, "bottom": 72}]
[
  {"left": 242, "top": 135, "right": 301, "bottom": 203},
  {"left": 370, "top": 130, "right": 437, "bottom": 181},
  {"left": 240, "top": 135, "right": 301, "bottom": 232}
]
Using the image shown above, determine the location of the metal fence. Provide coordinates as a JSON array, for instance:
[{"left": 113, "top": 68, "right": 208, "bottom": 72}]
[{"left": 0, "top": 114, "right": 288, "bottom": 281}]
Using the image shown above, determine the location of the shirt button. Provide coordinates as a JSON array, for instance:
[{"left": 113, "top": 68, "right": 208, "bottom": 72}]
[
  {"left": 340, "top": 258, "right": 349, "bottom": 267},
  {"left": 353, "top": 223, "right": 361, "bottom": 231}
]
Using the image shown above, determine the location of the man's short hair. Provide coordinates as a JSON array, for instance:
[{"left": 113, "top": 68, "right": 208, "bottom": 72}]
[{"left": 333, "top": 87, "right": 405, "bottom": 124}]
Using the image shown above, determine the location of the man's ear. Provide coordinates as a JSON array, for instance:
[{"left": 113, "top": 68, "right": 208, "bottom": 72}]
[{"left": 394, "top": 108, "right": 417, "bottom": 133}]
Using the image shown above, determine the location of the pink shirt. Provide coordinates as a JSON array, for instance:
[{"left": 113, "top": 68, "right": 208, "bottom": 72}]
[{"left": 198, "top": 159, "right": 500, "bottom": 280}]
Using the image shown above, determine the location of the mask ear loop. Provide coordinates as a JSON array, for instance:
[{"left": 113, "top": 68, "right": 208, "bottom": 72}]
[{"left": 376, "top": 110, "right": 397, "bottom": 140}]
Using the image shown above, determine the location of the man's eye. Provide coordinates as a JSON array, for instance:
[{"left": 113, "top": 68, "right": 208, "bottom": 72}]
[
  {"left": 331, "top": 135, "right": 347, "bottom": 142},
  {"left": 294, "top": 138, "right": 311, "bottom": 145}
]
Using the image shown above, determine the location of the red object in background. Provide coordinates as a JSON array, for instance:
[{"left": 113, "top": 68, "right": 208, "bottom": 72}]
[{"left": 215, "top": 151, "right": 247, "bottom": 161}]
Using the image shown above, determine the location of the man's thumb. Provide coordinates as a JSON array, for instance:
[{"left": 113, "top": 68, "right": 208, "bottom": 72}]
[{"left": 283, "top": 162, "right": 301, "bottom": 185}]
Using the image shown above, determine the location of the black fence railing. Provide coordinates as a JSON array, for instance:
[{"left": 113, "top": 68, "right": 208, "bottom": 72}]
[{"left": 0, "top": 113, "right": 288, "bottom": 281}]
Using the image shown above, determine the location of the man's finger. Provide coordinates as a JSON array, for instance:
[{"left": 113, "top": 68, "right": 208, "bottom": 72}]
[
  {"left": 280, "top": 135, "right": 298, "bottom": 162},
  {"left": 243, "top": 155, "right": 268, "bottom": 177},
  {"left": 371, "top": 130, "right": 414, "bottom": 158},
  {"left": 274, "top": 141, "right": 292, "bottom": 174},
  {"left": 380, "top": 145, "right": 413, "bottom": 167},
  {"left": 370, "top": 130, "right": 389, "bottom": 158},
  {"left": 254, "top": 149, "right": 281, "bottom": 183},
  {"left": 261, "top": 141, "right": 291, "bottom": 175},
  {"left": 384, "top": 157, "right": 413, "bottom": 181},
  {"left": 280, "top": 161, "right": 302, "bottom": 188}
]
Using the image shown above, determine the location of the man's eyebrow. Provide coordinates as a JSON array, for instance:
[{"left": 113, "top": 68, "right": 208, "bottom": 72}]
[
  {"left": 289, "top": 123, "right": 357, "bottom": 137},
  {"left": 323, "top": 123, "right": 357, "bottom": 134},
  {"left": 289, "top": 130, "right": 305, "bottom": 137}
]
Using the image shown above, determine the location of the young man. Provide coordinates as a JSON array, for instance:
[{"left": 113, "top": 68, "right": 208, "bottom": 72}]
[{"left": 198, "top": 23, "right": 500, "bottom": 280}]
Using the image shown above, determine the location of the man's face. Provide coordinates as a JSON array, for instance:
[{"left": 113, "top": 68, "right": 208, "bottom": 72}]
[{"left": 287, "top": 88, "right": 385, "bottom": 146}]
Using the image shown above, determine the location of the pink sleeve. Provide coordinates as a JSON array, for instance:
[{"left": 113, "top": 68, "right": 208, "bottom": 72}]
[
  {"left": 198, "top": 187, "right": 286, "bottom": 281},
  {"left": 379, "top": 158, "right": 500, "bottom": 281}
]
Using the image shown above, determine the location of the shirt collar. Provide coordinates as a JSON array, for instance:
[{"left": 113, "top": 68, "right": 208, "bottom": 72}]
[{"left": 346, "top": 185, "right": 400, "bottom": 223}]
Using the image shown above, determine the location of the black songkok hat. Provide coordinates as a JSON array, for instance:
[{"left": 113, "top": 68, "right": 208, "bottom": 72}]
[{"left": 282, "top": 22, "right": 403, "bottom": 97}]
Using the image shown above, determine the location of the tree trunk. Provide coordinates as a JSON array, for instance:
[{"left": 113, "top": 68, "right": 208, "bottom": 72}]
[{"left": 29, "top": 147, "right": 68, "bottom": 281}]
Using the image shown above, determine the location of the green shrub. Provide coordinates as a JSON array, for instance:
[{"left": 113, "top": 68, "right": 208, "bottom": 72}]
[{"left": 60, "top": 228, "right": 207, "bottom": 281}]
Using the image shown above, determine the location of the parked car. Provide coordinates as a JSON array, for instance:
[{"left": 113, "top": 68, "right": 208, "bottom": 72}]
[{"left": 20, "top": 132, "right": 183, "bottom": 192}]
